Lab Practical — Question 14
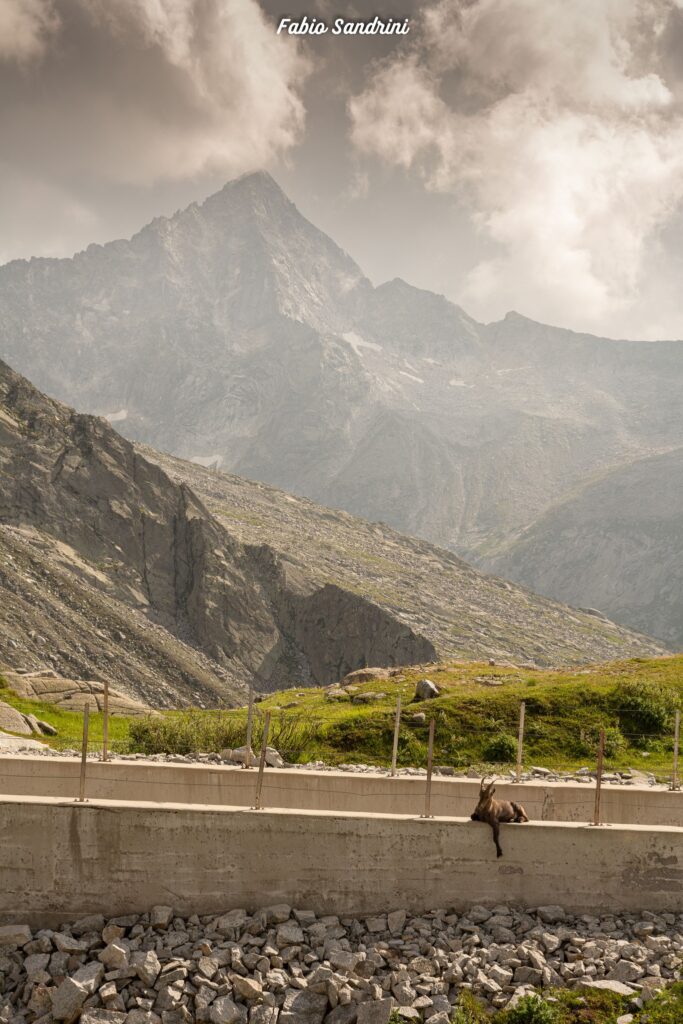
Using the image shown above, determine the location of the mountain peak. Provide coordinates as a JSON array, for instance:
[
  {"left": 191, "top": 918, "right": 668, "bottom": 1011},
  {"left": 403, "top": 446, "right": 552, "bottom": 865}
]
[{"left": 200, "top": 170, "right": 292, "bottom": 217}]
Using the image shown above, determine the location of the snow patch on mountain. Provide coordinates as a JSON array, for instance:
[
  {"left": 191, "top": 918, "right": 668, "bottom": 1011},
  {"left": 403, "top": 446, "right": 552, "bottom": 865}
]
[
  {"left": 342, "top": 331, "right": 382, "bottom": 356},
  {"left": 191, "top": 455, "right": 223, "bottom": 469}
]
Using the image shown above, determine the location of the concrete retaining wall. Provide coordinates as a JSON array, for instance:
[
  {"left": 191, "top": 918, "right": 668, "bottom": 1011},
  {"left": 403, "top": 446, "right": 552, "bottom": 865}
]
[
  {"left": 1, "top": 756, "right": 681, "bottom": 826},
  {"left": 2, "top": 794, "right": 683, "bottom": 926}
]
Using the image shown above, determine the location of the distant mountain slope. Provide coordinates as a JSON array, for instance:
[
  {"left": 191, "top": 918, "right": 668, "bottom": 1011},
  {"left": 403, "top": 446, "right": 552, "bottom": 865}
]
[
  {"left": 481, "top": 448, "right": 683, "bottom": 649},
  {"left": 139, "top": 444, "right": 667, "bottom": 667},
  {"left": 0, "top": 172, "right": 681, "bottom": 643}
]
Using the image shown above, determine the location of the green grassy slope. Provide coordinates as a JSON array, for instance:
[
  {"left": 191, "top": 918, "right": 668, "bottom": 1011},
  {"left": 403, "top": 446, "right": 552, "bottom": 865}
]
[
  {"left": 3, "top": 656, "right": 682, "bottom": 779},
  {"left": 128, "top": 655, "right": 683, "bottom": 778}
]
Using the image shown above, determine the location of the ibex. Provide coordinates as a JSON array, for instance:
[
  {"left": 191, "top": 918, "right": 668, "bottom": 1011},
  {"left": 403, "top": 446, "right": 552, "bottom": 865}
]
[{"left": 470, "top": 777, "right": 529, "bottom": 857}]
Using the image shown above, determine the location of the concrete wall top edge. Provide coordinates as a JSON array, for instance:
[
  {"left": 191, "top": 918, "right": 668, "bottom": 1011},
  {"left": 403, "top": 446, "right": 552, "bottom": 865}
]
[{"left": 2, "top": 794, "right": 683, "bottom": 837}]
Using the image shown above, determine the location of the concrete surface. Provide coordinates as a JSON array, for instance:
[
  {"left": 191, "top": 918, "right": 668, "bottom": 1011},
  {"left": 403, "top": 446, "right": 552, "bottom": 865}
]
[
  {"left": 1, "top": 794, "right": 682, "bottom": 926},
  {"left": 1, "top": 756, "right": 681, "bottom": 826}
]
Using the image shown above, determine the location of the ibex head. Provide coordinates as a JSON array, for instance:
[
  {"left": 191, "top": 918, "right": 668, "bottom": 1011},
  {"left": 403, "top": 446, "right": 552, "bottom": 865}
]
[{"left": 471, "top": 776, "right": 496, "bottom": 820}]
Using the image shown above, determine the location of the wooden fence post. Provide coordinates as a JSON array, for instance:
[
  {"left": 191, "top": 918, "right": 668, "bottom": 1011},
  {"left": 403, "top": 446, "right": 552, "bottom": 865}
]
[
  {"left": 244, "top": 686, "right": 254, "bottom": 769},
  {"left": 390, "top": 695, "right": 401, "bottom": 777},
  {"left": 592, "top": 728, "right": 605, "bottom": 826},
  {"left": 672, "top": 710, "right": 681, "bottom": 792},
  {"left": 76, "top": 704, "right": 90, "bottom": 803},
  {"left": 252, "top": 711, "right": 271, "bottom": 810},
  {"left": 102, "top": 680, "right": 109, "bottom": 763},
  {"left": 421, "top": 718, "right": 435, "bottom": 819},
  {"left": 516, "top": 701, "right": 526, "bottom": 783}
]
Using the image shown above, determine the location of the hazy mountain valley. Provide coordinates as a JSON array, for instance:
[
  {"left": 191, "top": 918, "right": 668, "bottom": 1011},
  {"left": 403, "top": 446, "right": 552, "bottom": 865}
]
[{"left": 0, "top": 172, "right": 681, "bottom": 650}]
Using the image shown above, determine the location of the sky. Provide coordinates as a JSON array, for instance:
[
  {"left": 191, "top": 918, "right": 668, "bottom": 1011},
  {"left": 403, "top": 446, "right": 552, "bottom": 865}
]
[{"left": 2, "top": 0, "right": 683, "bottom": 340}]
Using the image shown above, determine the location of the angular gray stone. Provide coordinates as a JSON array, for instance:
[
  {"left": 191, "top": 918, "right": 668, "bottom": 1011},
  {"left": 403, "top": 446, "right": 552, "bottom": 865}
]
[
  {"left": 50, "top": 977, "right": 88, "bottom": 1021},
  {"left": 356, "top": 1001, "right": 395, "bottom": 1024},
  {"left": 99, "top": 940, "right": 130, "bottom": 969},
  {"left": 133, "top": 949, "right": 161, "bottom": 987},
  {"left": 0, "top": 924, "right": 31, "bottom": 947},
  {"left": 578, "top": 979, "right": 637, "bottom": 997},
  {"left": 387, "top": 911, "right": 406, "bottom": 936},
  {"left": 216, "top": 910, "right": 248, "bottom": 935},
  {"left": 262, "top": 905, "right": 292, "bottom": 925},
  {"left": 72, "top": 959, "right": 105, "bottom": 994},
  {"left": 276, "top": 922, "right": 304, "bottom": 947},
  {"left": 279, "top": 988, "right": 328, "bottom": 1024},
  {"left": 53, "top": 932, "right": 87, "bottom": 954},
  {"left": 248, "top": 1009, "right": 278, "bottom": 1024},
  {"left": 606, "top": 960, "right": 645, "bottom": 983},
  {"left": 324, "top": 1006, "right": 358, "bottom": 1024},
  {"left": 329, "top": 950, "right": 360, "bottom": 973},
  {"left": 536, "top": 906, "right": 566, "bottom": 923},
  {"left": 232, "top": 975, "right": 263, "bottom": 1001},
  {"left": 24, "top": 952, "right": 50, "bottom": 979},
  {"left": 210, "top": 996, "right": 248, "bottom": 1024},
  {"left": 150, "top": 907, "right": 174, "bottom": 930}
]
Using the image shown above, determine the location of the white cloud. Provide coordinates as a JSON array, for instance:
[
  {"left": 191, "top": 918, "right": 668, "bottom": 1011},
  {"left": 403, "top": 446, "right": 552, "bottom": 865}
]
[
  {"left": 0, "top": 0, "right": 310, "bottom": 185},
  {"left": 349, "top": 0, "right": 683, "bottom": 338},
  {"left": 0, "top": 0, "right": 59, "bottom": 61}
]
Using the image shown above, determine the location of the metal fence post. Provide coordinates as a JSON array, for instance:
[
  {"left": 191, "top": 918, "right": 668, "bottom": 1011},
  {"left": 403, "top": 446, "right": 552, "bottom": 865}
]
[
  {"left": 421, "top": 718, "right": 435, "bottom": 819},
  {"left": 516, "top": 701, "right": 526, "bottom": 783},
  {"left": 244, "top": 686, "right": 254, "bottom": 769},
  {"left": 592, "top": 727, "right": 605, "bottom": 826},
  {"left": 252, "top": 711, "right": 271, "bottom": 810},
  {"left": 76, "top": 704, "right": 90, "bottom": 803},
  {"left": 102, "top": 679, "right": 109, "bottom": 763},
  {"left": 390, "top": 695, "right": 401, "bottom": 777},
  {"left": 672, "top": 710, "right": 681, "bottom": 792}
]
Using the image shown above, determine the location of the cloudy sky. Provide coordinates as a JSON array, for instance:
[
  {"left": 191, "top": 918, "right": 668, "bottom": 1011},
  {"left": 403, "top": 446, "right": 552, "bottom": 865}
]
[{"left": 2, "top": 0, "right": 683, "bottom": 339}]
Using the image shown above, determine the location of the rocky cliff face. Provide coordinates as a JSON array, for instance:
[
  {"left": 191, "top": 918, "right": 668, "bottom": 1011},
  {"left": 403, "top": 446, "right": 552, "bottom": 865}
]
[
  {"left": 0, "top": 172, "right": 681, "bottom": 645},
  {"left": 0, "top": 359, "right": 439, "bottom": 704}
]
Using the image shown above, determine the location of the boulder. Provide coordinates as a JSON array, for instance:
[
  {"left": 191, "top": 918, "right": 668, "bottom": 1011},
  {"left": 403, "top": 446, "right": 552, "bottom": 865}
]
[
  {"left": 414, "top": 679, "right": 439, "bottom": 701},
  {"left": 340, "top": 669, "right": 390, "bottom": 686},
  {"left": 0, "top": 701, "right": 32, "bottom": 735}
]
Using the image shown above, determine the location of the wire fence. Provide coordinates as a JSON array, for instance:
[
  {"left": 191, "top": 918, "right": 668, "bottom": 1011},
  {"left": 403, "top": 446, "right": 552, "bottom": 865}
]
[{"left": 56, "top": 693, "right": 683, "bottom": 814}]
